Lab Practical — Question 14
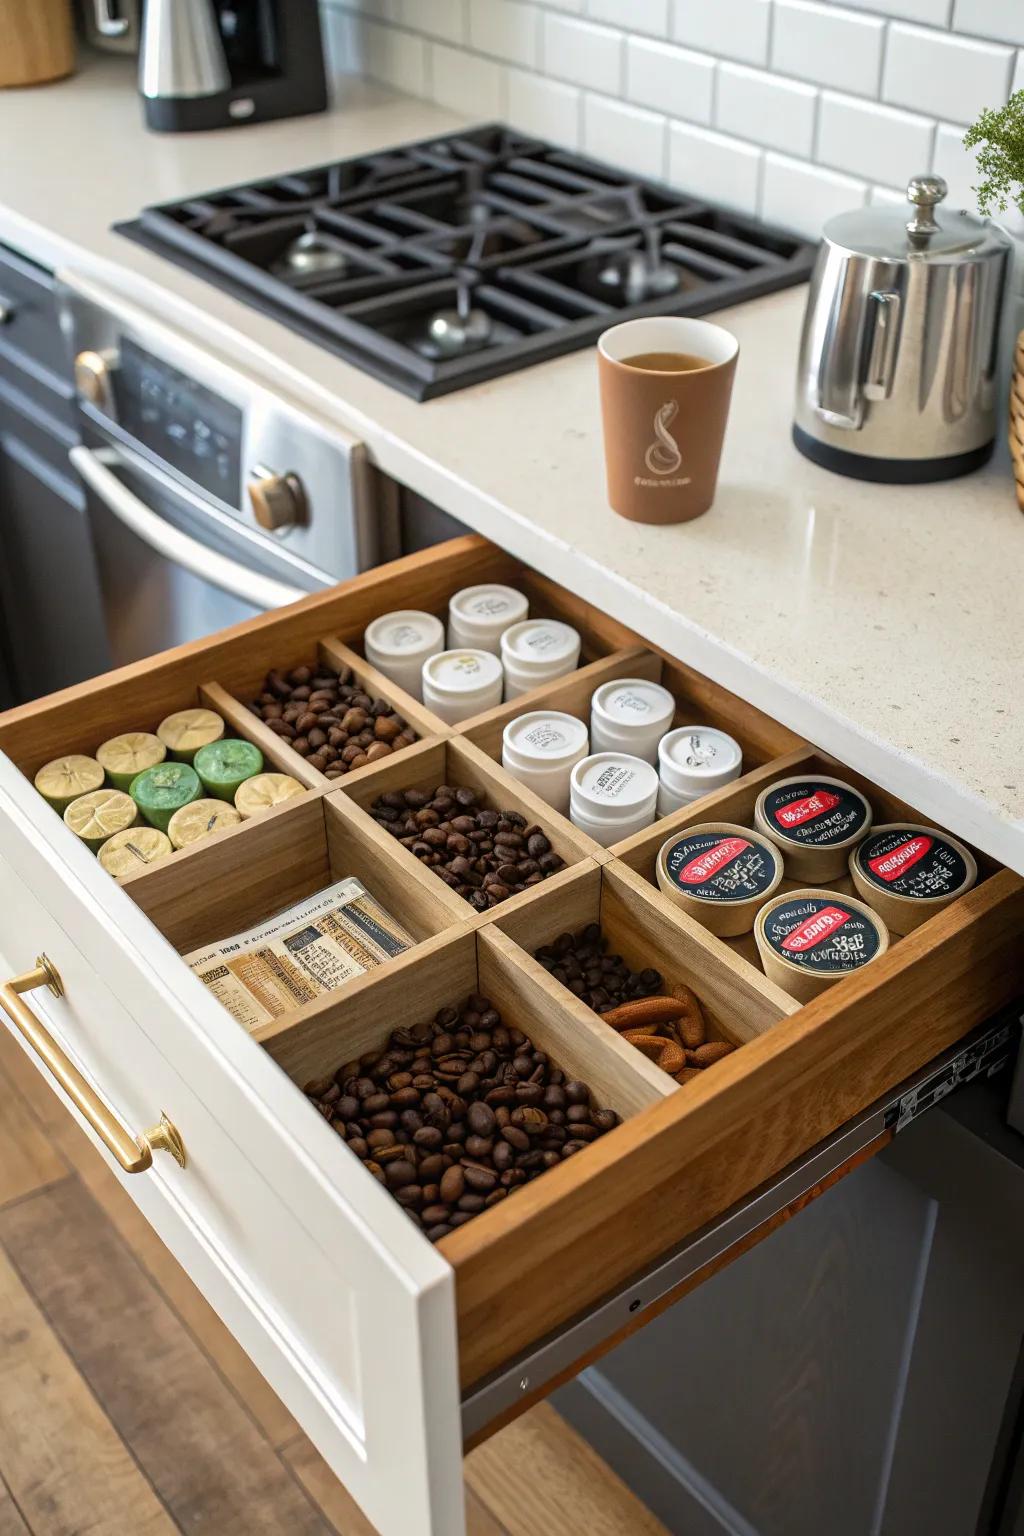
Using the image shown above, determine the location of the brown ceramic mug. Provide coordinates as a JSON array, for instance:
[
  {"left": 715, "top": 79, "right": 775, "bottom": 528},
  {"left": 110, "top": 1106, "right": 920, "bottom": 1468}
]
[{"left": 597, "top": 316, "right": 739, "bottom": 524}]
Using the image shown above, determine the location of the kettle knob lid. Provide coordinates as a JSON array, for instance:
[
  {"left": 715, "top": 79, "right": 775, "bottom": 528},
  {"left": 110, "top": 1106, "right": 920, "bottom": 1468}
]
[{"left": 906, "top": 174, "right": 947, "bottom": 237}]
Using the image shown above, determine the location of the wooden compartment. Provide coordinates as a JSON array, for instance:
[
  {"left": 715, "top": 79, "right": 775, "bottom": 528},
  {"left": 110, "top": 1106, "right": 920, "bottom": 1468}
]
[
  {"left": 337, "top": 732, "right": 605, "bottom": 918},
  {"left": 0, "top": 532, "right": 1022, "bottom": 1536}
]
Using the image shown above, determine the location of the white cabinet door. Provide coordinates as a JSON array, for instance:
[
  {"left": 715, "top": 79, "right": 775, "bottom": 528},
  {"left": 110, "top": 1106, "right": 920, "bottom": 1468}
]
[{"left": 0, "top": 756, "right": 465, "bottom": 1536}]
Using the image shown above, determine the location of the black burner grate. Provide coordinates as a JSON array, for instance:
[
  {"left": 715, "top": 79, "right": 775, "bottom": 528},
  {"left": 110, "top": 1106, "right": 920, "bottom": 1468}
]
[{"left": 118, "top": 124, "right": 816, "bottom": 400}]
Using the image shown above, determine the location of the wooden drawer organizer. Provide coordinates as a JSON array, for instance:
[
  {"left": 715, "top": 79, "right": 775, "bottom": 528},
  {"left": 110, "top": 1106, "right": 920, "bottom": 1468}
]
[{"left": 1, "top": 533, "right": 1021, "bottom": 1535}]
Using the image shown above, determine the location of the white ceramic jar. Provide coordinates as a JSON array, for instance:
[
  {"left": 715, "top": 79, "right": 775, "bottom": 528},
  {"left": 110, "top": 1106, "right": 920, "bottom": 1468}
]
[
  {"left": 447, "top": 584, "right": 529, "bottom": 654},
  {"left": 569, "top": 752, "right": 659, "bottom": 847},
  {"left": 364, "top": 610, "right": 445, "bottom": 702},
  {"left": 501, "top": 619, "right": 581, "bottom": 700},
  {"left": 421, "top": 649, "right": 504, "bottom": 724},
  {"left": 501, "top": 711, "right": 590, "bottom": 814},
  {"left": 590, "top": 678, "right": 676, "bottom": 764},
  {"left": 657, "top": 725, "right": 743, "bottom": 816}
]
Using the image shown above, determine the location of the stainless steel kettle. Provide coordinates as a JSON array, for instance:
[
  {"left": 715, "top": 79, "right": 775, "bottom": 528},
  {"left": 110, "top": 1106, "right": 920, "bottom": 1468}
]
[{"left": 793, "top": 175, "right": 1012, "bottom": 482}]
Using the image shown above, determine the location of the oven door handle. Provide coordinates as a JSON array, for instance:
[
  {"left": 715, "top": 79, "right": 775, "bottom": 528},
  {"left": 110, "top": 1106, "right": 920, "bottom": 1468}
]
[{"left": 70, "top": 446, "right": 308, "bottom": 611}]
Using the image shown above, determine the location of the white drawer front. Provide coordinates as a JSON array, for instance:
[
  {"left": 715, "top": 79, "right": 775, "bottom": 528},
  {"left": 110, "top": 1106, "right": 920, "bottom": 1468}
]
[{"left": 0, "top": 757, "right": 465, "bottom": 1536}]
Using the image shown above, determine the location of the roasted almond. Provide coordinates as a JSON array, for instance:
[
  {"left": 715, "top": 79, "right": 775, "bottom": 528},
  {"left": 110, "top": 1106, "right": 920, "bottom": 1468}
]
[
  {"left": 668, "top": 983, "right": 707, "bottom": 1049},
  {"left": 601, "top": 995, "right": 687, "bottom": 1031},
  {"left": 675, "top": 1067, "right": 703, "bottom": 1085},
  {"left": 689, "top": 1040, "right": 736, "bottom": 1067}
]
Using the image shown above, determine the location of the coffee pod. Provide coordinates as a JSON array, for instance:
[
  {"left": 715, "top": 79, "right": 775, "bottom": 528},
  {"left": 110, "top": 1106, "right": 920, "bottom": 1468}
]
[
  {"left": 34, "top": 754, "right": 104, "bottom": 812},
  {"left": 502, "top": 711, "right": 590, "bottom": 814},
  {"left": 421, "top": 649, "right": 504, "bottom": 724},
  {"left": 656, "top": 822, "right": 783, "bottom": 937},
  {"left": 64, "top": 788, "right": 139, "bottom": 851},
  {"left": 364, "top": 610, "right": 445, "bottom": 702},
  {"left": 569, "top": 752, "right": 659, "bottom": 847},
  {"left": 447, "top": 584, "right": 528, "bottom": 654},
  {"left": 234, "top": 772, "right": 305, "bottom": 818},
  {"left": 193, "top": 738, "right": 264, "bottom": 801},
  {"left": 754, "top": 775, "right": 872, "bottom": 882},
  {"left": 590, "top": 678, "right": 676, "bottom": 764},
  {"left": 95, "top": 732, "right": 166, "bottom": 791},
  {"left": 157, "top": 707, "right": 225, "bottom": 762},
  {"left": 130, "top": 762, "right": 202, "bottom": 832},
  {"left": 657, "top": 725, "right": 742, "bottom": 816},
  {"left": 755, "top": 889, "right": 889, "bottom": 1002},
  {"left": 849, "top": 823, "right": 977, "bottom": 935},
  {"left": 98, "top": 827, "right": 173, "bottom": 878},
  {"left": 168, "top": 798, "right": 243, "bottom": 850},
  {"left": 501, "top": 619, "right": 581, "bottom": 700}
]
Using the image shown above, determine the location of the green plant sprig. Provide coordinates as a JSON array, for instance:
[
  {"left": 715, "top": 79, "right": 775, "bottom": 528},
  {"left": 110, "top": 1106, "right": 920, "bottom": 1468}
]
[{"left": 964, "top": 90, "right": 1024, "bottom": 216}]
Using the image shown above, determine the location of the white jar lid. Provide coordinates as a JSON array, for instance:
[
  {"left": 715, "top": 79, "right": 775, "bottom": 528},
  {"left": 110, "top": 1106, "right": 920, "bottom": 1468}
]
[
  {"left": 448, "top": 584, "right": 528, "bottom": 639},
  {"left": 365, "top": 609, "right": 445, "bottom": 661},
  {"left": 570, "top": 752, "right": 659, "bottom": 824},
  {"left": 423, "top": 648, "right": 504, "bottom": 695},
  {"left": 503, "top": 711, "right": 589, "bottom": 771},
  {"left": 591, "top": 678, "right": 676, "bottom": 735},
  {"left": 659, "top": 725, "right": 742, "bottom": 796},
  {"left": 501, "top": 618, "right": 580, "bottom": 672}
]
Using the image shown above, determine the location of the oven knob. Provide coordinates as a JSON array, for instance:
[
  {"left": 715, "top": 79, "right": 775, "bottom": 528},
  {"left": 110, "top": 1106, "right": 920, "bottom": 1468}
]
[
  {"left": 248, "top": 467, "right": 307, "bottom": 532},
  {"left": 74, "top": 349, "right": 117, "bottom": 409}
]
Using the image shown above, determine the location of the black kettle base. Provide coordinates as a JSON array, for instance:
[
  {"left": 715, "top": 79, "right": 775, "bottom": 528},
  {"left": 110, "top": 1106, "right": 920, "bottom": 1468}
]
[{"left": 792, "top": 425, "right": 994, "bottom": 484}]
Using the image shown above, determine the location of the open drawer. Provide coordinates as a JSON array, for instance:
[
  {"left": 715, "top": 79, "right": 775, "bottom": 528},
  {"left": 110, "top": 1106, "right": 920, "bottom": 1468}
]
[{"left": 0, "top": 534, "right": 1021, "bottom": 1536}]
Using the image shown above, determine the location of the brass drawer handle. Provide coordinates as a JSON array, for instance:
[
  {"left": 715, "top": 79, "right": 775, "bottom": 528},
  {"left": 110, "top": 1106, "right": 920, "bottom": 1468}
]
[{"left": 0, "top": 955, "right": 186, "bottom": 1173}]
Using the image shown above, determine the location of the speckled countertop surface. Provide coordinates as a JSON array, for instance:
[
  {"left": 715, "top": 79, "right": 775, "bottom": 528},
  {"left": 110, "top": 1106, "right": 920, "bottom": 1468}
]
[{"left": 1, "top": 56, "right": 1022, "bottom": 871}]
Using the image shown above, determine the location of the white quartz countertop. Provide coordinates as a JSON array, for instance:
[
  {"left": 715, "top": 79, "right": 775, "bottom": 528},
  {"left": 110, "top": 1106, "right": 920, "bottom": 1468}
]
[{"left": 2, "top": 55, "right": 1023, "bottom": 874}]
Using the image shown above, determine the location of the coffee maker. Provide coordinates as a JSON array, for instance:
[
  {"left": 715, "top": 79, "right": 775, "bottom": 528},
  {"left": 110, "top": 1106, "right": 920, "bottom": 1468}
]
[{"left": 140, "top": 0, "right": 327, "bottom": 133}]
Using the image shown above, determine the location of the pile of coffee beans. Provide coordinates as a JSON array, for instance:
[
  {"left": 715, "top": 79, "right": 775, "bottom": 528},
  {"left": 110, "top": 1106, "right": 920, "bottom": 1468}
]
[
  {"left": 248, "top": 661, "right": 416, "bottom": 778},
  {"left": 534, "top": 923, "right": 664, "bottom": 1014},
  {"left": 303, "top": 995, "right": 620, "bottom": 1241},
  {"left": 370, "top": 784, "right": 565, "bottom": 910}
]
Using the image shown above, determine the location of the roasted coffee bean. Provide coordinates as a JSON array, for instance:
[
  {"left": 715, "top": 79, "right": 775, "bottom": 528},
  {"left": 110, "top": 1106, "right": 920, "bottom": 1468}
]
[
  {"left": 368, "top": 784, "right": 566, "bottom": 910},
  {"left": 535, "top": 924, "right": 665, "bottom": 1015},
  {"left": 303, "top": 995, "right": 618, "bottom": 1243},
  {"left": 249, "top": 660, "right": 414, "bottom": 777}
]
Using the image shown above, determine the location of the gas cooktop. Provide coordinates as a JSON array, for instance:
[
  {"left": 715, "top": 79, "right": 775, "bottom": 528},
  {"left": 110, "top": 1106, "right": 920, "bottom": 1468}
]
[{"left": 119, "top": 125, "right": 816, "bottom": 400}]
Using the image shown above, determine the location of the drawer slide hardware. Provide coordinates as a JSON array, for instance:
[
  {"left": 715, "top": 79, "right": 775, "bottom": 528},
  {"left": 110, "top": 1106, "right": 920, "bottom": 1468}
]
[{"left": 0, "top": 955, "right": 187, "bottom": 1173}]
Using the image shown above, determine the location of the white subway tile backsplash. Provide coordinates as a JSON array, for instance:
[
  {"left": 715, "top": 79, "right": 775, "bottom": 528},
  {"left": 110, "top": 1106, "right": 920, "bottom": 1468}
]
[
  {"left": 394, "top": 0, "right": 467, "bottom": 42},
  {"left": 320, "top": 6, "right": 363, "bottom": 77},
  {"left": 626, "top": 36, "right": 714, "bottom": 124},
  {"left": 932, "top": 121, "right": 984, "bottom": 207},
  {"left": 507, "top": 67, "right": 581, "bottom": 145},
  {"left": 884, "top": 24, "right": 1013, "bottom": 122},
  {"left": 542, "top": 12, "right": 623, "bottom": 92},
  {"left": 430, "top": 40, "right": 504, "bottom": 113},
  {"left": 588, "top": 0, "right": 669, "bottom": 37},
  {"left": 953, "top": 0, "right": 1024, "bottom": 47},
  {"left": 671, "top": 0, "right": 771, "bottom": 68},
  {"left": 773, "top": 1, "right": 884, "bottom": 96},
  {"left": 717, "top": 63, "right": 817, "bottom": 156},
  {"left": 583, "top": 94, "right": 667, "bottom": 177},
  {"left": 762, "top": 153, "right": 867, "bottom": 237},
  {"left": 818, "top": 92, "right": 934, "bottom": 184},
  {"left": 362, "top": 19, "right": 429, "bottom": 93},
  {"left": 668, "top": 120, "right": 762, "bottom": 214},
  {"left": 468, "top": 0, "right": 539, "bottom": 66},
  {"left": 839, "top": 0, "right": 951, "bottom": 22}
]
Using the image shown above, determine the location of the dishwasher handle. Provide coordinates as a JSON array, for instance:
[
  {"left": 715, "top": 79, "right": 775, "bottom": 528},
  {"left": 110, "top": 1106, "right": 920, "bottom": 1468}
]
[{"left": 69, "top": 446, "right": 308, "bottom": 612}]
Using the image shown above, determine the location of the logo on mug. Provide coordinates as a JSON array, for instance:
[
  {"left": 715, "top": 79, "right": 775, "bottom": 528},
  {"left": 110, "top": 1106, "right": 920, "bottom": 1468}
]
[{"left": 644, "top": 401, "right": 683, "bottom": 476}]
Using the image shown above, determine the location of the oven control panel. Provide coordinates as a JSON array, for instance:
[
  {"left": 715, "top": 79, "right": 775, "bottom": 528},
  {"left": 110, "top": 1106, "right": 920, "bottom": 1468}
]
[{"left": 116, "top": 338, "right": 243, "bottom": 504}]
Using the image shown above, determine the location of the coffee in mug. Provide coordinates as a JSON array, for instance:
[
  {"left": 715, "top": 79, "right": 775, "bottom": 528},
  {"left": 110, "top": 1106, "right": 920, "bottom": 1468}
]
[{"left": 597, "top": 317, "right": 739, "bottom": 524}]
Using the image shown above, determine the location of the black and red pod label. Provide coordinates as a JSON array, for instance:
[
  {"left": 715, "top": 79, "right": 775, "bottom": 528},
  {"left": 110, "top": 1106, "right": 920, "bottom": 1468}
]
[
  {"left": 761, "top": 895, "right": 882, "bottom": 974},
  {"left": 763, "top": 780, "right": 868, "bottom": 848},
  {"left": 664, "top": 831, "right": 777, "bottom": 902},
  {"left": 855, "top": 828, "right": 968, "bottom": 899}
]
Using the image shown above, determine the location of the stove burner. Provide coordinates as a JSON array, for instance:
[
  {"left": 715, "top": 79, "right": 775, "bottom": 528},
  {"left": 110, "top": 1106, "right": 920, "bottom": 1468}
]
[
  {"left": 420, "top": 283, "right": 492, "bottom": 358},
  {"left": 120, "top": 123, "right": 817, "bottom": 399},
  {"left": 276, "top": 229, "right": 350, "bottom": 277}
]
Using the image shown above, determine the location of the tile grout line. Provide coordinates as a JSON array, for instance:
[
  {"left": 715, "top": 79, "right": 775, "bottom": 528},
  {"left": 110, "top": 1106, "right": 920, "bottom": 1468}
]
[{"left": 0, "top": 1463, "right": 32, "bottom": 1536}]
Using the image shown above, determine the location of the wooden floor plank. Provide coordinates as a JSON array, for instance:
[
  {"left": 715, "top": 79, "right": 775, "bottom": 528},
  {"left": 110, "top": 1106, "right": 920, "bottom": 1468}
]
[
  {"left": 0, "top": 1057, "right": 67, "bottom": 1207},
  {"left": 0, "top": 1242, "right": 175, "bottom": 1536},
  {"left": 285, "top": 1438, "right": 508, "bottom": 1536},
  {"left": 0, "top": 1177, "right": 330, "bottom": 1536},
  {"left": 467, "top": 1403, "right": 673, "bottom": 1536},
  {"left": 0, "top": 1026, "right": 300, "bottom": 1449}
]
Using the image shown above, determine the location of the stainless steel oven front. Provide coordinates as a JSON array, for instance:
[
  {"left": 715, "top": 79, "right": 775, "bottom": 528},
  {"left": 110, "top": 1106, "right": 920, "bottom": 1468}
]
[{"left": 58, "top": 272, "right": 383, "bottom": 667}]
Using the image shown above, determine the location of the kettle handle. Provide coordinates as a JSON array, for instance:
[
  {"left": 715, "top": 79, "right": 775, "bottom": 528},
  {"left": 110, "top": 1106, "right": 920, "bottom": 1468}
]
[{"left": 815, "top": 282, "right": 901, "bottom": 429}]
